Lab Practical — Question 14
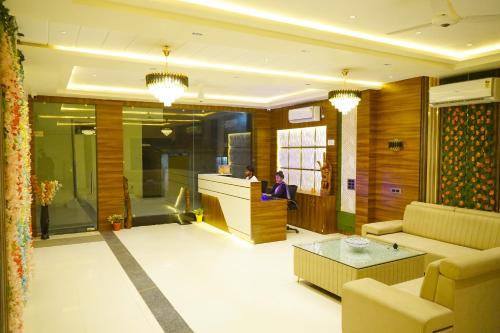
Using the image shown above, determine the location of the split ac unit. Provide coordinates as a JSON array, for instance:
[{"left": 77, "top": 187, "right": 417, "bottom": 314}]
[
  {"left": 288, "top": 105, "right": 320, "bottom": 123},
  {"left": 429, "top": 77, "right": 500, "bottom": 107}
]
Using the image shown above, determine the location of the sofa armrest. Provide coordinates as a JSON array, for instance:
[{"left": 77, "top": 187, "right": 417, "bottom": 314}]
[
  {"left": 342, "top": 278, "right": 454, "bottom": 333},
  {"left": 361, "top": 220, "right": 403, "bottom": 236}
]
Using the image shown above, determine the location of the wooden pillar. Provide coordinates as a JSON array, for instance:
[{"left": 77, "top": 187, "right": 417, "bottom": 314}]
[
  {"left": 252, "top": 110, "right": 271, "bottom": 182},
  {"left": 96, "top": 104, "right": 124, "bottom": 231},
  {"left": 355, "top": 90, "right": 377, "bottom": 234}
]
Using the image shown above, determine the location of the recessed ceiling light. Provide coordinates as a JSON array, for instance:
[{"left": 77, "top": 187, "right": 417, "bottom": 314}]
[
  {"left": 92, "top": 74, "right": 97, "bottom": 77},
  {"left": 466, "top": 43, "right": 473, "bottom": 47},
  {"left": 415, "top": 31, "right": 422, "bottom": 35},
  {"left": 389, "top": 75, "right": 393, "bottom": 79},
  {"left": 349, "top": 15, "right": 356, "bottom": 19},
  {"left": 192, "top": 32, "right": 204, "bottom": 36},
  {"left": 60, "top": 31, "right": 67, "bottom": 35}
]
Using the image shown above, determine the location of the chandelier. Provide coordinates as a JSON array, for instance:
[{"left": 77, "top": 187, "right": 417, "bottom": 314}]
[
  {"left": 146, "top": 46, "right": 189, "bottom": 107},
  {"left": 328, "top": 69, "right": 361, "bottom": 114}
]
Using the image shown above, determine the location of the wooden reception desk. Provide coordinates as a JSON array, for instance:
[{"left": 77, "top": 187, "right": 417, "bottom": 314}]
[{"left": 198, "top": 174, "right": 287, "bottom": 244}]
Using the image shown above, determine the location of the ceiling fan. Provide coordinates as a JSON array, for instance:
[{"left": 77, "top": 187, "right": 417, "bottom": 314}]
[{"left": 387, "top": 0, "right": 500, "bottom": 35}]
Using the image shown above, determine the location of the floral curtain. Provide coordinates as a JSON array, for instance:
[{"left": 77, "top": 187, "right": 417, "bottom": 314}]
[
  {"left": 1, "top": 1, "right": 33, "bottom": 332},
  {"left": 440, "top": 103, "right": 497, "bottom": 211}
]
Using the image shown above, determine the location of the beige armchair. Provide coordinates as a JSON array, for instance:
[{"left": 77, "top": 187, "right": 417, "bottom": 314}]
[{"left": 342, "top": 247, "right": 500, "bottom": 333}]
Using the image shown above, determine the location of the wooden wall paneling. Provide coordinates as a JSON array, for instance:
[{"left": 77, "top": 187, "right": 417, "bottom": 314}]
[
  {"left": 96, "top": 104, "right": 124, "bottom": 231},
  {"left": 373, "top": 77, "right": 424, "bottom": 222},
  {"left": 201, "top": 194, "right": 229, "bottom": 232}
]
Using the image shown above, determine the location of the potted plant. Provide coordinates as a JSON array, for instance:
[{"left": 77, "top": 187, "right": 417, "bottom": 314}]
[
  {"left": 32, "top": 176, "right": 62, "bottom": 240},
  {"left": 107, "top": 214, "right": 124, "bottom": 231},
  {"left": 193, "top": 208, "right": 204, "bottom": 222}
]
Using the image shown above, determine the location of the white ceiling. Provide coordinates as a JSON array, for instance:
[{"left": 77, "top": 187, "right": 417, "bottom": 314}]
[{"left": 7, "top": 0, "right": 500, "bottom": 108}]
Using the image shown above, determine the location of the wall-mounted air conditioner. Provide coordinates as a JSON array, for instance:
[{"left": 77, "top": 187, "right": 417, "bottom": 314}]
[
  {"left": 429, "top": 77, "right": 500, "bottom": 107},
  {"left": 288, "top": 105, "right": 320, "bottom": 123}
]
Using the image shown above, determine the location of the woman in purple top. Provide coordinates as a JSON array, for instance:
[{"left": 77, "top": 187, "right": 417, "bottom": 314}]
[{"left": 268, "top": 171, "right": 288, "bottom": 199}]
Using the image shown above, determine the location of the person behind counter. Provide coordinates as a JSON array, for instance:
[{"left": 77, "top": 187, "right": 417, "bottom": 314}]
[
  {"left": 245, "top": 165, "right": 258, "bottom": 181},
  {"left": 268, "top": 171, "right": 289, "bottom": 199}
]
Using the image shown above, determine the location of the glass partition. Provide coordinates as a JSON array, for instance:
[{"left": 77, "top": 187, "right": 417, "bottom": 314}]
[
  {"left": 122, "top": 107, "right": 252, "bottom": 226},
  {"left": 33, "top": 102, "right": 97, "bottom": 234}
]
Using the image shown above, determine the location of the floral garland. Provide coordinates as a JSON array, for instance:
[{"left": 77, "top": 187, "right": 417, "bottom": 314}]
[
  {"left": 440, "top": 104, "right": 496, "bottom": 210},
  {"left": 1, "top": 1, "right": 33, "bottom": 332}
]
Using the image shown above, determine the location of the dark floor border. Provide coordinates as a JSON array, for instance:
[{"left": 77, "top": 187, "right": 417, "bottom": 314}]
[{"left": 101, "top": 231, "right": 193, "bottom": 333}]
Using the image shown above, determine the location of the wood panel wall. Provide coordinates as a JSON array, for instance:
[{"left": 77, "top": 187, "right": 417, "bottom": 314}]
[
  {"left": 269, "top": 100, "right": 338, "bottom": 234},
  {"left": 96, "top": 104, "right": 124, "bottom": 231},
  {"left": 0, "top": 94, "right": 8, "bottom": 333},
  {"left": 356, "top": 77, "right": 426, "bottom": 233}
]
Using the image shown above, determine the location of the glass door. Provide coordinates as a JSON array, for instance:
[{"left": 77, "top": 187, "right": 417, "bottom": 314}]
[{"left": 33, "top": 102, "right": 97, "bottom": 235}]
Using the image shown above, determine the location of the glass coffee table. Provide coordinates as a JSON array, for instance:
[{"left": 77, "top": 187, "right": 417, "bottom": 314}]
[{"left": 293, "top": 237, "right": 425, "bottom": 297}]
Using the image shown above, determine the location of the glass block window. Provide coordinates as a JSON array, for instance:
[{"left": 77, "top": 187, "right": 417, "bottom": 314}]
[{"left": 277, "top": 126, "right": 327, "bottom": 193}]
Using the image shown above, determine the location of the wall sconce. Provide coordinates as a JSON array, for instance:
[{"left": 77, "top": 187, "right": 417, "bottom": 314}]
[{"left": 388, "top": 139, "right": 403, "bottom": 152}]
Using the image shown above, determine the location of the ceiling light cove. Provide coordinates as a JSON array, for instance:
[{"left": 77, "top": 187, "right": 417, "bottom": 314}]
[
  {"left": 41, "top": 44, "right": 382, "bottom": 88},
  {"left": 172, "top": 0, "right": 499, "bottom": 60}
]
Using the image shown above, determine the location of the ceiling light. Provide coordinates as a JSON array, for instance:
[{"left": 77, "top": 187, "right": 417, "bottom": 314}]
[
  {"left": 161, "top": 128, "right": 173, "bottom": 136},
  {"left": 349, "top": 15, "right": 356, "bottom": 19},
  {"left": 328, "top": 69, "right": 361, "bottom": 114},
  {"left": 415, "top": 31, "right": 422, "bottom": 35},
  {"left": 60, "top": 31, "right": 67, "bottom": 35},
  {"left": 145, "top": 46, "right": 189, "bottom": 106},
  {"left": 466, "top": 43, "right": 473, "bottom": 47}
]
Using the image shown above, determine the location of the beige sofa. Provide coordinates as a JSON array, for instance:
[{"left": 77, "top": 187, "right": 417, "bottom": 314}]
[
  {"left": 362, "top": 201, "right": 500, "bottom": 268},
  {"left": 342, "top": 247, "right": 500, "bottom": 333}
]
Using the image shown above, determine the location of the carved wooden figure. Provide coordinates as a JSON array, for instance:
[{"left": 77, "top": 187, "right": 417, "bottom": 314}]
[{"left": 317, "top": 152, "right": 332, "bottom": 196}]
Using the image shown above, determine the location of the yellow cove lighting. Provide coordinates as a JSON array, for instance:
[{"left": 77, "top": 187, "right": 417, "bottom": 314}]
[
  {"left": 53, "top": 45, "right": 382, "bottom": 87},
  {"left": 66, "top": 82, "right": 324, "bottom": 105},
  {"left": 174, "top": 0, "right": 499, "bottom": 60}
]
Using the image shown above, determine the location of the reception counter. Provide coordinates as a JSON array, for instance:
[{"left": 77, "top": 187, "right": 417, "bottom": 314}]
[{"left": 198, "top": 174, "right": 287, "bottom": 244}]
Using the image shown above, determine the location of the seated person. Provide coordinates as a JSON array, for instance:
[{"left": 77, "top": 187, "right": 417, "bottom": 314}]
[
  {"left": 266, "top": 171, "right": 288, "bottom": 199},
  {"left": 244, "top": 165, "right": 258, "bottom": 182}
]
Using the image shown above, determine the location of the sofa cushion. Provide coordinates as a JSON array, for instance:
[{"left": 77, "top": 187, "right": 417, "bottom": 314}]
[
  {"left": 366, "top": 232, "right": 480, "bottom": 268},
  {"left": 393, "top": 277, "right": 424, "bottom": 296},
  {"left": 451, "top": 209, "right": 500, "bottom": 250}
]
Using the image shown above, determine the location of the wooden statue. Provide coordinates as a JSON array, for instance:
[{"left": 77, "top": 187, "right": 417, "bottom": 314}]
[
  {"left": 123, "top": 176, "right": 133, "bottom": 229},
  {"left": 317, "top": 152, "right": 332, "bottom": 196}
]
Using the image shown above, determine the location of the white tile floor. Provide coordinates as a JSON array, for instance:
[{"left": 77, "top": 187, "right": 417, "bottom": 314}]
[
  {"left": 23, "top": 241, "right": 163, "bottom": 333},
  {"left": 115, "top": 223, "right": 343, "bottom": 333}
]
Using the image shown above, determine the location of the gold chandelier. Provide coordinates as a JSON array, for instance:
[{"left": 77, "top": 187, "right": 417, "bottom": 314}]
[
  {"left": 328, "top": 69, "right": 361, "bottom": 114},
  {"left": 146, "top": 46, "right": 189, "bottom": 106}
]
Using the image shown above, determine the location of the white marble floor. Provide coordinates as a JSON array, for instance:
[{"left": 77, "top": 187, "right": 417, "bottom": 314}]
[
  {"left": 115, "top": 223, "right": 343, "bottom": 333},
  {"left": 24, "top": 240, "right": 163, "bottom": 333}
]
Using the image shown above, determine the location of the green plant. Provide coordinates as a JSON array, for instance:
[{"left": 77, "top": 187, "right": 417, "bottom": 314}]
[
  {"left": 193, "top": 208, "right": 204, "bottom": 215},
  {"left": 107, "top": 214, "right": 124, "bottom": 224}
]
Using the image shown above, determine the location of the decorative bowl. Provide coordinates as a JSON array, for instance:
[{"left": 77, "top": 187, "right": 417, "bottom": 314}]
[{"left": 344, "top": 237, "right": 370, "bottom": 249}]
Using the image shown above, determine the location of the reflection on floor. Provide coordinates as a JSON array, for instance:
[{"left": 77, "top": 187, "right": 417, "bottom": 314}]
[
  {"left": 116, "top": 223, "right": 343, "bottom": 333},
  {"left": 25, "top": 224, "right": 343, "bottom": 333},
  {"left": 24, "top": 237, "right": 163, "bottom": 333},
  {"left": 130, "top": 197, "right": 177, "bottom": 217}
]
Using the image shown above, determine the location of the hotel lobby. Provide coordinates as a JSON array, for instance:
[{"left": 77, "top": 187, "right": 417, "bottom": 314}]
[{"left": 1, "top": 0, "right": 500, "bottom": 332}]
